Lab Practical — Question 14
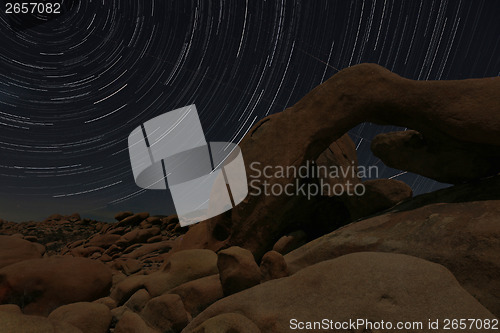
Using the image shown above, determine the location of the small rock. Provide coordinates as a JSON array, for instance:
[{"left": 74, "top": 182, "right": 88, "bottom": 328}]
[
  {"left": 260, "top": 251, "right": 288, "bottom": 282},
  {"left": 114, "top": 212, "right": 134, "bottom": 222},
  {"left": 161, "top": 216, "right": 179, "bottom": 229},
  {"left": 68, "top": 213, "right": 81, "bottom": 222},
  {"left": 86, "top": 234, "right": 121, "bottom": 249},
  {"left": 116, "top": 227, "right": 161, "bottom": 248},
  {"left": 147, "top": 235, "right": 162, "bottom": 243},
  {"left": 112, "top": 258, "right": 143, "bottom": 275},
  {"left": 121, "top": 240, "right": 173, "bottom": 260},
  {"left": 23, "top": 235, "right": 38, "bottom": 243},
  {"left": 114, "top": 311, "right": 159, "bottom": 333},
  {"left": 146, "top": 216, "right": 162, "bottom": 225},
  {"left": 103, "top": 244, "right": 123, "bottom": 257},
  {"left": 70, "top": 246, "right": 103, "bottom": 258},
  {"left": 90, "top": 252, "right": 102, "bottom": 259},
  {"left": 67, "top": 239, "right": 85, "bottom": 249},
  {"left": 110, "top": 306, "right": 129, "bottom": 323},
  {"left": 99, "top": 254, "right": 113, "bottom": 262},
  {"left": 124, "top": 288, "right": 151, "bottom": 312},
  {"left": 107, "top": 227, "right": 128, "bottom": 235},
  {"left": 44, "top": 214, "right": 63, "bottom": 222},
  {"left": 217, "top": 246, "right": 261, "bottom": 296},
  {"left": 141, "top": 294, "right": 190, "bottom": 332},
  {"left": 93, "top": 296, "right": 117, "bottom": 310},
  {"left": 117, "top": 212, "right": 150, "bottom": 228},
  {"left": 272, "top": 230, "right": 307, "bottom": 255},
  {"left": 139, "top": 221, "right": 153, "bottom": 229}
]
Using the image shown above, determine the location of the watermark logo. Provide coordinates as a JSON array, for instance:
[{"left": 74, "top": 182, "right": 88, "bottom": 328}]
[
  {"left": 128, "top": 105, "right": 248, "bottom": 227},
  {"left": 248, "top": 160, "right": 379, "bottom": 200}
]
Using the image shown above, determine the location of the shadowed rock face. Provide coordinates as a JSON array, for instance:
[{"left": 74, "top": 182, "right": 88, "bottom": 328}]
[
  {"left": 183, "top": 252, "right": 495, "bottom": 333},
  {"left": 284, "top": 176, "right": 500, "bottom": 317},
  {"left": 172, "top": 63, "right": 500, "bottom": 259}
]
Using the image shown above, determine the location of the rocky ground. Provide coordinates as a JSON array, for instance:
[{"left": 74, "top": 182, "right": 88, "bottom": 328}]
[{"left": 0, "top": 64, "right": 499, "bottom": 332}]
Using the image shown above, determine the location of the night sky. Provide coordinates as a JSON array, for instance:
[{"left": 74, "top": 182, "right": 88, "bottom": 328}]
[{"left": 0, "top": 0, "right": 498, "bottom": 222}]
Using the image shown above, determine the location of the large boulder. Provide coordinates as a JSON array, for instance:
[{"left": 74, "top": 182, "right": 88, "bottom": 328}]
[
  {"left": 0, "top": 311, "right": 82, "bottom": 333},
  {"left": 169, "top": 274, "right": 223, "bottom": 317},
  {"left": 0, "top": 256, "right": 112, "bottom": 315},
  {"left": 184, "top": 252, "right": 496, "bottom": 332},
  {"left": 285, "top": 199, "right": 500, "bottom": 317},
  {"left": 0, "top": 235, "right": 44, "bottom": 269},
  {"left": 48, "top": 302, "right": 112, "bottom": 333},
  {"left": 172, "top": 63, "right": 500, "bottom": 259}
]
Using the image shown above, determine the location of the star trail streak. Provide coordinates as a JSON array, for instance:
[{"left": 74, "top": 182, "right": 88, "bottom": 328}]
[{"left": 0, "top": 0, "right": 498, "bottom": 221}]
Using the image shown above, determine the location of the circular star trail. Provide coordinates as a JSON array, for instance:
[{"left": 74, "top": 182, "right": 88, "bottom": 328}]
[{"left": 0, "top": 0, "right": 498, "bottom": 221}]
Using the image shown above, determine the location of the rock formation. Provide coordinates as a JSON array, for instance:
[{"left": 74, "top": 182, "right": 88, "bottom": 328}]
[
  {"left": 172, "top": 63, "right": 500, "bottom": 259},
  {"left": 0, "top": 64, "right": 498, "bottom": 331}
]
